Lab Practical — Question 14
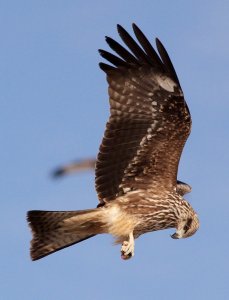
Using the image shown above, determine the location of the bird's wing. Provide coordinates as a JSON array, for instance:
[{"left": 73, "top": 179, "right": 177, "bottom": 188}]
[
  {"left": 52, "top": 159, "right": 96, "bottom": 177},
  {"left": 176, "top": 180, "right": 192, "bottom": 196},
  {"left": 95, "top": 24, "right": 191, "bottom": 202}
]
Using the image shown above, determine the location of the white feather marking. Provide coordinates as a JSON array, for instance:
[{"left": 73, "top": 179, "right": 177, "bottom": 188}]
[
  {"left": 112, "top": 90, "right": 120, "bottom": 99},
  {"left": 150, "top": 120, "right": 159, "bottom": 130},
  {"left": 128, "top": 106, "right": 135, "bottom": 113},
  {"left": 140, "top": 137, "right": 147, "bottom": 146},
  {"left": 123, "top": 187, "right": 131, "bottom": 193},
  {"left": 156, "top": 76, "right": 176, "bottom": 92}
]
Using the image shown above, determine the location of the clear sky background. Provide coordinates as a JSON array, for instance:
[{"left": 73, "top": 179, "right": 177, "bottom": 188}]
[{"left": 1, "top": 1, "right": 229, "bottom": 299}]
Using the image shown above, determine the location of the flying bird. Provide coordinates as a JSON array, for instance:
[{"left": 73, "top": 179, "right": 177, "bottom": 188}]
[
  {"left": 27, "top": 24, "right": 199, "bottom": 261},
  {"left": 52, "top": 158, "right": 192, "bottom": 196}
]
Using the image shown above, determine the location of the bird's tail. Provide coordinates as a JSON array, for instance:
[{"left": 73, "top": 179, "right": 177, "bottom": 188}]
[{"left": 27, "top": 208, "right": 105, "bottom": 261}]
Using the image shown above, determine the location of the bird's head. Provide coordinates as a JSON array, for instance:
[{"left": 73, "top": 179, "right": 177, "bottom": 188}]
[{"left": 171, "top": 212, "right": 199, "bottom": 239}]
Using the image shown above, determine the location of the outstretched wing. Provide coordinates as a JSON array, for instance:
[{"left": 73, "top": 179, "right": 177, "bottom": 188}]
[
  {"left": 52, "top": 159, "right": 96, "bottom": 177},
  {"left": 95, "top": 24, "right": 191, "bottom": 202}
]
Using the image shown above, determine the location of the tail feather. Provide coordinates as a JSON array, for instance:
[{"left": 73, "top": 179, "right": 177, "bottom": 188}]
[{"left": 27, "top": 209, "right": 103, "bottom": 261}]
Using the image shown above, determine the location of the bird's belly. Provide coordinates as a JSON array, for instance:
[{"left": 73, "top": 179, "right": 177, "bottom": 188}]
[{"left": 105, "top": 205, "right": 139, "bottom": 238}]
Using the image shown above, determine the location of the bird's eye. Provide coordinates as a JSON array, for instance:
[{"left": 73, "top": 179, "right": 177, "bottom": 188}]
[
  {"left": 183, "top": 224, "right": 189, "bottom": 233},
  {"left": 183, "top": 218, "right": 193, "bottom": 233}
]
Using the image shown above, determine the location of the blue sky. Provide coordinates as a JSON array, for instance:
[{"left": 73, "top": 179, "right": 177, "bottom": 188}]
[{"left": 1, "top": 1, "right": 229, "bottom": 299}]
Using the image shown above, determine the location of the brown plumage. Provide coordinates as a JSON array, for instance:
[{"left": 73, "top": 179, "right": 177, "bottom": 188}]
[{"left": 27, "top": 24, "right": 199, "bottom": 261}]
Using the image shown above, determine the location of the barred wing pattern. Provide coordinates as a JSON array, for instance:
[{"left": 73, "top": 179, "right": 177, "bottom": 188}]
[{"left": 95, "top": 24, "right": 191, "bottom": 202}]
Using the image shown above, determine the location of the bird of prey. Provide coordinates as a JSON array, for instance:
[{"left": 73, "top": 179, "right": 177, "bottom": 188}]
[
  {"left": 27, "top": 24, "right": 199, "bottom": 261},
  {"left": 52, "top": 158, "right": 192, "bottom": 196}
]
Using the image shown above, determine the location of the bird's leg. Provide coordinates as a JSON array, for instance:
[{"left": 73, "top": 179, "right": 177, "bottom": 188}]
[{"left": 121, "top": 232, "right": 135, "bottom": 260}]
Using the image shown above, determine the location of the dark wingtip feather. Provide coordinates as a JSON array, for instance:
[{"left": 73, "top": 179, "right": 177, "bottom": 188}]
[
  {"left": 99, "top": 49, "right": 126, "bottom": 67},
  {"left": 101, "top": 24, "right": 180, "bottom": 81},
  {"left": 132, "top": 22, "right": 137, "bottom": 28},
  {"left": 131, "top": 23, "right": 163, "bottom": 69},
  {"left": 117, "top": 23, "right": 122, "bottom": 31},
  {"left": 117, "top": 24, "right": 150, "bottom": 64},
  {"left": 99, "top": 62, "right": 115, "bottom": 73},
  {"left": 105, "top": 35, "right": 138, "bottom": 64},
  {"left": 155, "top": 38, "right": 180, "bottom": 85},
  {"left": 52, "top": 168, "right": 66, "bottom": 178}
]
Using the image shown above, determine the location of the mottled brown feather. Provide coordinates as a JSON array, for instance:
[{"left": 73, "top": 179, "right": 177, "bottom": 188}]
[{"left": 96, "top": 24, "right": 191, "bottom": 202}]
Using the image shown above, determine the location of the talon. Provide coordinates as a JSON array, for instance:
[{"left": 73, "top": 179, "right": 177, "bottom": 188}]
[
  {"left": 121, "top": 252, "right": 132, "bottom": 260},
  {"left": 120, "top": 232, "right": 135, "bottom": 260}
]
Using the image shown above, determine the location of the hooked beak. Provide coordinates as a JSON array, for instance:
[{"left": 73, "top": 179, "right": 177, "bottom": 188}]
[{"left": 171, "top": 233, "right": 180, "bottom": 239}]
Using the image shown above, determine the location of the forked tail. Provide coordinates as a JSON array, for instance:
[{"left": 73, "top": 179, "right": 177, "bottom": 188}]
[{"left": 27, "top": 209, "right": 104, "bottom": 260}]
